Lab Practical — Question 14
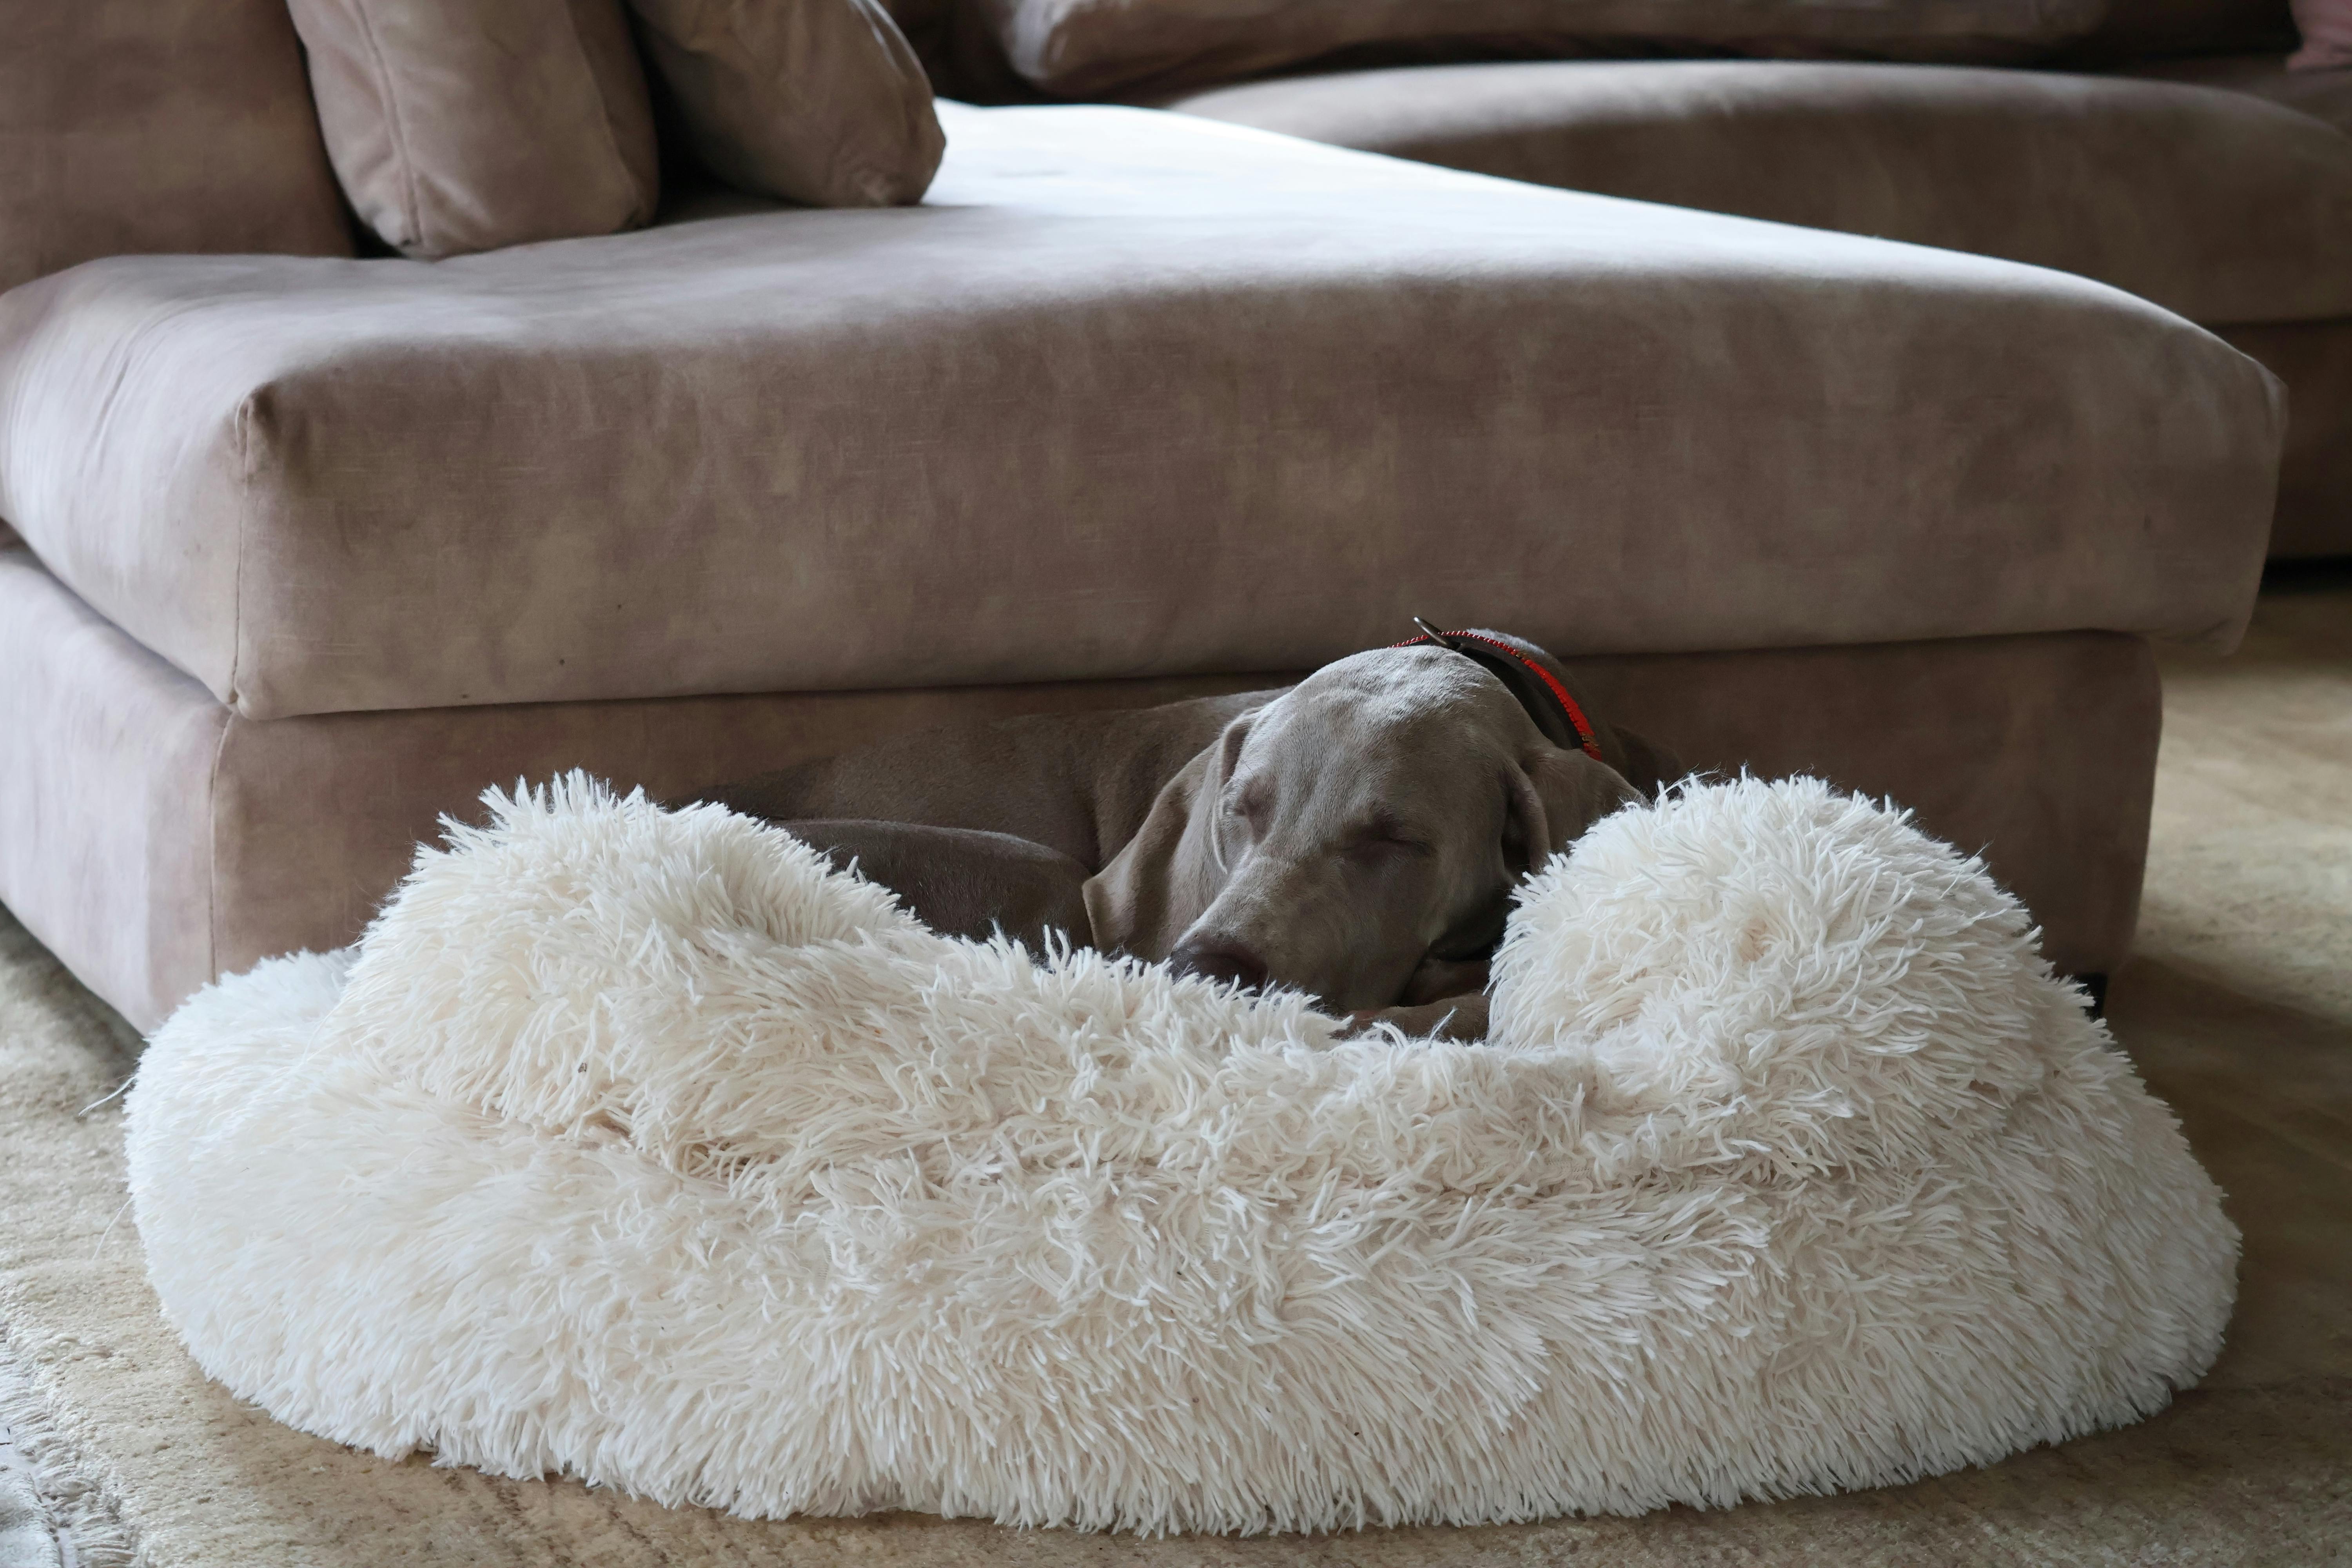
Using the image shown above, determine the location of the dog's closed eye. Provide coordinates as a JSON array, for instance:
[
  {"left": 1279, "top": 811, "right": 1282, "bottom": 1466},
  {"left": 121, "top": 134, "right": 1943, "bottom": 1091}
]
[
  {"left": 1224, "top": 780, "right": 1273, "bottom": 827},
  {"left": 1343, "top": 817, "right": 1433, "bottom": 861}
]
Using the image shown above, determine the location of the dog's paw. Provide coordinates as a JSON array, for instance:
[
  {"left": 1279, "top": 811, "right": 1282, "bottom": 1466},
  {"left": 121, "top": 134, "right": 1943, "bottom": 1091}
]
[{"left": 1341, "top": 993, "right": 1490, "bottom": 1043}]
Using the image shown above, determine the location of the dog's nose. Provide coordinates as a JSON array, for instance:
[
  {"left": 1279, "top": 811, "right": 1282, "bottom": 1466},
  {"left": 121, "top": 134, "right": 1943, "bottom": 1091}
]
[{"left": 1167, "top": 938, "right": 1270, "bottom": 992}]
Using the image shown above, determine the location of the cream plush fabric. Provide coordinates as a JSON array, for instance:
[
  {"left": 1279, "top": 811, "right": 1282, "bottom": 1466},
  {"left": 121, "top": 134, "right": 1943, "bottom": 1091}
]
[{"left": 123, "top": 774, "right": 2236, "bottom": 1534}]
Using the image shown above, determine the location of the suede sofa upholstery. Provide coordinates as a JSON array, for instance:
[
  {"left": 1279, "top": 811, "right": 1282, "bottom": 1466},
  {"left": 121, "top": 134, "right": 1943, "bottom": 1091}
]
[
  {"left": 0, "top": 0, "right": 351, "bottom": 296},
  {"left": 1148, "top": 29, "right": 2352, "bottom": 557},
  {"left": 0, "top": 107, "right": 2278, "bottom": 722},
  {"left": 888, "top": 0, "right": 2348, "bottom": 556},
  {"left": 2124, "top": 47, "right": 2352, "bottom": 134},
  {"left": 0, "top": 544, "right": 2170, "bottom": 1029},
  {"left": 0, "top": 2, "right": 2294, "bottom": 1031},
  {"left": 1171, "top": 64, "right": 2352, "bottom": 327}
]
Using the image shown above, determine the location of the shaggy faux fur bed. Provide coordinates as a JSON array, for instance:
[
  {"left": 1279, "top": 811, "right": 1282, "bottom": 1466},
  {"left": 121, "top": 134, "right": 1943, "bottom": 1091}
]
[{"left": 121, "top": 774, "right": 2236, "bottom": 1536}]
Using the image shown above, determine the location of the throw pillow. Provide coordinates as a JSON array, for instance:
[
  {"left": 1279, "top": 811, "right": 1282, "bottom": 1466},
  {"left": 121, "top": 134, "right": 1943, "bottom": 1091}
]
[
  {"left": 290, "top": 0, "right": 662, "bottom": 259},
  {"left": 625, "top": 0, "right": 946, "bottom": 207},
  {"left": 976, "top": 0, "right": 2109, "bottom": 99},
  {"left": 2292, "top": 0, "right": 2352, "bottom": 67}
]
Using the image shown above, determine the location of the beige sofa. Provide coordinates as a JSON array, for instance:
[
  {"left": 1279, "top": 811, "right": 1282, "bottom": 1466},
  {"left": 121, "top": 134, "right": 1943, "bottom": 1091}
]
[
  {"left": 906, "top": 0, "right": 2352, "bottom": 558},
  {"left": 0, "top": 0, "right": 2285, "bottom": 1031}
]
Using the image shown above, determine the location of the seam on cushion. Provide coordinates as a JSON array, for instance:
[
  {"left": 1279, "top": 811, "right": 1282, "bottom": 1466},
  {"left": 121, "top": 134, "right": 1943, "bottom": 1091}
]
[
  {"left": 348, "top": 0, "right": 425, "bottom": 250},
  {"left": 204, "top": 712, "right": 231, "bottom": 990},
  {"left": 229, "top": 394, "right": 256, "bottom": 716},
  {"left": 561, "top": 0, "right": 651, "bottom": 221}
]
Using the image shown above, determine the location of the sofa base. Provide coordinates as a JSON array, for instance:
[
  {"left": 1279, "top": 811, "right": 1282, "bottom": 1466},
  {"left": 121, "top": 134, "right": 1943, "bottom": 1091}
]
[
  {"left": 2, "top": 548, "right": 2159, "bottom": 1030},
  {"left": 2220, "top": 318, "right": 2352, "bottom": 559}
]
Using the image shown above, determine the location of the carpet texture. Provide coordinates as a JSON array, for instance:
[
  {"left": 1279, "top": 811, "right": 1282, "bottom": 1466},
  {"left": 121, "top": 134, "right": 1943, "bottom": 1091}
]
[
  {"left": 122, "top": 776, "right": 2232, "bottom": 1533},
  {"left": 4, "top": 575, "right": 2350, "bottom": 1563}
]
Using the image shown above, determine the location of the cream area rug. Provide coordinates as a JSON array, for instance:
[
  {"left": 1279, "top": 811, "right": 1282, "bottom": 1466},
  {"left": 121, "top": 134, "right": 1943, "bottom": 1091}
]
[{"left": 4, "top": 576, "right": 2350, "bottom": 1566}]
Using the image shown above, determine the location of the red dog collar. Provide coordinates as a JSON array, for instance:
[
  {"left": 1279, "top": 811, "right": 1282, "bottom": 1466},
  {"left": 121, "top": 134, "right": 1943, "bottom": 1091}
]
[{"left": 1394, "top": 619, "right": 1605, "bottom": 761}]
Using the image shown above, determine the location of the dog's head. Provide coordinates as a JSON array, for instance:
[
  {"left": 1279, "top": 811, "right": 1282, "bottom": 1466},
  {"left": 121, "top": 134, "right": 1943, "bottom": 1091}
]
[{"left": 1083, "top": 631, "right": 1679, "bottom": 1013}]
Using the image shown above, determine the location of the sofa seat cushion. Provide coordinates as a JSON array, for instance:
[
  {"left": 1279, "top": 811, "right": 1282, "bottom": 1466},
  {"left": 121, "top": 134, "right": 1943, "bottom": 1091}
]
[
  {"left": 0, "top": 103, "right": 2279, "bottom": 721},
  {"left": 2115, "top": 51, "right": 2352, "bottom": 139},
  {"left": 1173, "top": 60, "right": 2352, "bottom": 325}
]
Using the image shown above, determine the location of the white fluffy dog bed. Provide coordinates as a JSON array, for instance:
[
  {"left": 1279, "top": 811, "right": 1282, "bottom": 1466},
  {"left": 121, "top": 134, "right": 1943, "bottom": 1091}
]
[{"left": 125, "top": 773, "right": 2236, "bottom": 1534}]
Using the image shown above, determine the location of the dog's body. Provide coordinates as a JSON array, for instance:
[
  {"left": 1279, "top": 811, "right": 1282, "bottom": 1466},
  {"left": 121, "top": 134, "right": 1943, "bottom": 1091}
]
[{"left": 693, "top": 632, "right": 1677, "bottom": 1037}]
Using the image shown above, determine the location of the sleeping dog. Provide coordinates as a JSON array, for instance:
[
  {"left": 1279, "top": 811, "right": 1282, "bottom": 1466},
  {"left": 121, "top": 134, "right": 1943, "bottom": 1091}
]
[{"left": 692, "top": 628, "right": 1680, "bottom": 1038}]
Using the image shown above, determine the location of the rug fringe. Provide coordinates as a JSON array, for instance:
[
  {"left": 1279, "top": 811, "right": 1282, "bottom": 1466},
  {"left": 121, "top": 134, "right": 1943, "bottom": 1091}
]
[{"left": 0, "top": 1333, "right": 138, "bottom": 1568}]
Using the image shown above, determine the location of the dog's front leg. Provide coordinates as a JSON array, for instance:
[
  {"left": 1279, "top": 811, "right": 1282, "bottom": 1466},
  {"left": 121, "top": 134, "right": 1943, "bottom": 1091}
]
[
  {"left": 777, "top": 820, "right": 1094, "bottom": 956},
  {"left": 1401, "top": 955, "right": 1489, "bottom": 1006}
]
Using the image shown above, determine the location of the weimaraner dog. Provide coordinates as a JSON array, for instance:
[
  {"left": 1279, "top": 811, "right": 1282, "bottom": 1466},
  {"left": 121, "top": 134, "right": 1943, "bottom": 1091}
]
[{"left": 692, "top": 628, "right": 1679, "bottom": 1038}]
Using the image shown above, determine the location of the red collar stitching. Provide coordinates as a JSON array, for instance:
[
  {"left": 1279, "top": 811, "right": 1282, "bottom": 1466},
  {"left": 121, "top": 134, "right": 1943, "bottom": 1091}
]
[{"left": 1392, "top": 624, "right": 1605, "bottom": 761}]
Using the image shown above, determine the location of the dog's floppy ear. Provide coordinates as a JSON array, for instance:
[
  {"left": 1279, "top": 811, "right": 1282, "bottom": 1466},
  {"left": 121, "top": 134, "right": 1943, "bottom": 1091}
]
[
  {"left": 1458, "top": 628, "right": 1670, "bottom": 786},
  {"left": 1082, "top": 714, "right": 1250, "bottom": 959},
  {"left": 1608, "top": 725, "right": 1687, "bottom": 799},
  {"left": 1504, "top": 742, "right": 1640, "bottom": 875}
]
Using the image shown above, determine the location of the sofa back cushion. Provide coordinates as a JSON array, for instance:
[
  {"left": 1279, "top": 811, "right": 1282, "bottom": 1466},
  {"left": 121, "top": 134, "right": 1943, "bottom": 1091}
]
[
  {"left": 627, "top": 0, "right": 947, "bottom": 206},
  {"left": 0, "top": 0, "right": 351, "bottom": 297},
  {"left": 976, "top": 0, "right": 2109, "bottom": 98},
  {"left": 290, "top": 0, "right": 662, "bottom": 259}
]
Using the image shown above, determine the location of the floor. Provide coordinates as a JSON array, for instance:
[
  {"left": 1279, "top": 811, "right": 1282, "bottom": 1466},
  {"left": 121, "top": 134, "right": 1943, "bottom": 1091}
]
[
  {"left": 2118, "top": 563, "right": 2352, "bottom": 1395},
  {"left": 0, "top": 568, "right": 2346, "bottom": 1565}
]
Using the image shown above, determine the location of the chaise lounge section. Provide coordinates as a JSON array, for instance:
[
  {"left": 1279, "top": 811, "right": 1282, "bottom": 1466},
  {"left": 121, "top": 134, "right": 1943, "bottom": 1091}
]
[
  {"left": 1175, "top": 61, "right": 2352, "bottom": 558},
  {"left": 0, "top": 93, "right": 2283, "bottom": 1029},
  {"left": 886, "top": 0, "right": 2352, "bottom": 558}
]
